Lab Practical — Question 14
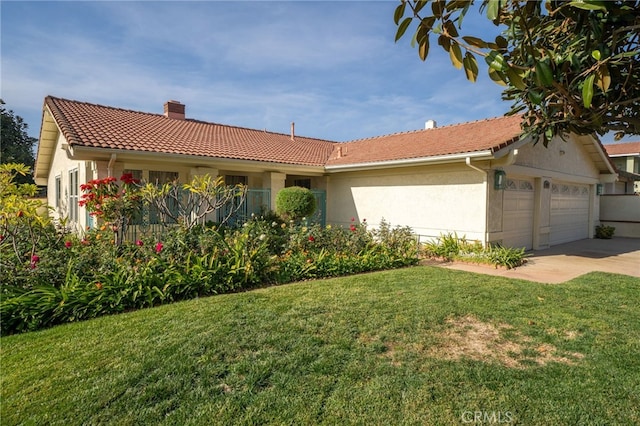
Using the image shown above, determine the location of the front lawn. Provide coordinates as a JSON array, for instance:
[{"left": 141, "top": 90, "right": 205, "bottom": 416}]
[{"left": 2, "top": 267, "right": 639, "bottom": 425}]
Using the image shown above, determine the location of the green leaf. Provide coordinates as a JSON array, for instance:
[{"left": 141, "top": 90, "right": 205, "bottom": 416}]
[
  {"left": 495, "top": 35, "right": 508, "bottom": 49},
  {"left": 591, "top": 50, "right": 601, "bottom": 61},
  {"left": 418, "top": 37, "right": 430, "bottom": 61},
  {"left": 449, "top": 42, "right": 463, "bottom": 69},
  {"left": 395, "top": 17, "right": 413, "bottom": 43},
  {"left": 393, "top": 2, "right": 406, "bottom": 25},
  {"left": 528, "top": 90, "right": 543, "bottom": 105},
  {"left": 438, "top": 34, "right": 451, "bottom": 52},
  {"left": 444, "top": 20, "right": 459, "bottom": 37},
  {"left": 582, "top": 74, "right": 595, "bottom": 108},
  {"left": 535, "top": 61, "right": 554, "bottom": 87},
  {"left": 486, "top": 0, "right": 500, "bottom": 21},
  {"left": 414, "top": 0, "right": 428, "bottom": 14},
  {"left": 569, "top": 0, "right": 607, "bottom": 11},
  {"left": 506, "top": 66, "right": 526, "bottom": 90},
  {"left": 462, "top": 36, "right": 488, "bottom": 49},
  {"left": 431, "top": 0, "right": 445, "bottom": 18},
  {"left": 485, "top": 51, "right": 506, "bottom": 71},
  {"left": 488, "top": 68, "right": 507, "bottom": 86},
  {"left": 463, "top": 52, "right": 479, "bottom": 82}
]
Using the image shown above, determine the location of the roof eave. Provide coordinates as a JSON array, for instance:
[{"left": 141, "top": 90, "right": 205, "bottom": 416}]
[
  {"left": 70, "top": 146, "right": 327, "bottom": 175},
  {"left": 324, "top": 150, "right": 495, "bottom": 173}
]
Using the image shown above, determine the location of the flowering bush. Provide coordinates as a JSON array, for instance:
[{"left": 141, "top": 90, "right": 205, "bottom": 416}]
[
  {"left": 1, "top": 216, "right": 419, "bottom": 335},
  {"left": 79, "top": 174, "right": 142, "bottom": 245}
]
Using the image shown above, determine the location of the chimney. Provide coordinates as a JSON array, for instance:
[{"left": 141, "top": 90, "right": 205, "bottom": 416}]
[
  {"left": 290, "top": 121, "right": 295, "bottom": 140},
  {"left": 425, "top": 119, "right": 437, "bottom": 129},
  {"left": 164, "top": 100, "right": 185, "bottom": 120}
]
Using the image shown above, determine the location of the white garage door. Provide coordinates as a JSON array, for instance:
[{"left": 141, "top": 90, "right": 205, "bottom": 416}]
[
  {"left": 502, "top": 178, "right": 535, "bottom": 249},
  {"left": 550, "top": 182, "right": 590, "bottom": 245}
]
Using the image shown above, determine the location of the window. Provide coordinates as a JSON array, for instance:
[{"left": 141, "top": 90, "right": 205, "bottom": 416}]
[
  {"left": 69, "top": 169, "right": 78, "bottom": 222},
  {"left": 123, "top": 169, "right": 143, "bottom": 224},
  {"left": 55, "top": 175, "right": 62, "bottom": 208},
  {"left": 225, "top": 175, "right": 247, "bottom": 186},
  {"left": 294, "top": 178, "right": 311, "bottom": 189},
  {"left": 149, "top": 170, "right": 179, "bottom": 224}
]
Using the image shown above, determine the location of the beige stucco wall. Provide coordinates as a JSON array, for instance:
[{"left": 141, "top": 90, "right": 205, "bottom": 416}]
[
  {"left": 600, "top": 195, "right": 640, "bottom": 238},
  {"left": 326, "top": 164, "right": 487, "bottom": 242},
  {"left": 46, "top": 132, "right": 90, "bottom": 232}
]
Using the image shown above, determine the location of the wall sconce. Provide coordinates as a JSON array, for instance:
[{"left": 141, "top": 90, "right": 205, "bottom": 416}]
[
  {"left": 543, "top": 180, "right": 550, "bottom": 189},
  {"left": 596, "top": 184, "right": 603, "bottom": 195},
  {"left": 494, "top": 170, "right": 506, "bottom": 190}
]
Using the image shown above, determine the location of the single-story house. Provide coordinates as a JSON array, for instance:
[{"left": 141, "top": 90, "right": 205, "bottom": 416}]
[{"left": 34, "top": 96, "right": 617, "bottom": 250}]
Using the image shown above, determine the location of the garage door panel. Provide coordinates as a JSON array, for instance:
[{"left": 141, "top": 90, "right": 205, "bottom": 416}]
[
  {"left": 502, "top": 178, "right": 534, "bottom": 250},
  {"left": 550, "top": 182, "right": 589, "bottom": 246}
]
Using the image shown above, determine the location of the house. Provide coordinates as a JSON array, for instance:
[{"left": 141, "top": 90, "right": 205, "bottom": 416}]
[
  {"left": 600, "top": 142, "right": 640, "bottom": 238},
  {"left": 603, "top": 141, "right": 640, "bottom": 194},
  {"left": 34, "top": 96, "right": 617, "bottom": 250}
]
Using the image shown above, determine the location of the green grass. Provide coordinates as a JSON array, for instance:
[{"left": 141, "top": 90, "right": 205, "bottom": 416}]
[{"left": 2, "top": 267, "right": 639, "bottom": 425}]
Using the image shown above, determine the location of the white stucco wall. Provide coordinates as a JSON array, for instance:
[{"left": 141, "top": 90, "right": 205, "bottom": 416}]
[{"left": 326, "top": 164, "right": 487, "bottom": 242}]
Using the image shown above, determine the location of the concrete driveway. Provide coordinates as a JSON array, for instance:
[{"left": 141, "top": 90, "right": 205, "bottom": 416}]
[{"left": 439, "top": 237, "right": 640, "bottom": 283}]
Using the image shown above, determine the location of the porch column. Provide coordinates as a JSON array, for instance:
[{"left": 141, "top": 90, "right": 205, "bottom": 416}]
[{"left": 264, "top": 172, "right": 286, "bottom": 211}]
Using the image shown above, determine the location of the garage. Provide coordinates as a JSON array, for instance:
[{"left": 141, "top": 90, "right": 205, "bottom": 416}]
[
  {"left": 550, "top": 182, "right": 590, "bottom": 245},
  {"left": 502, "top": 177, "right": 535, "bottom": 249}
]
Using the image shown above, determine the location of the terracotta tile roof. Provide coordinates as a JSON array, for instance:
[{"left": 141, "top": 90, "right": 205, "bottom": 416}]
[
  {"left": 325, "top": 115, "right": 523, "bottom": 166},
  {"left": 604, "top": 141, "right": 640, "bottom": 156},
  {"left": 45, "top": 96, "right": 337, "bottom": 167}
]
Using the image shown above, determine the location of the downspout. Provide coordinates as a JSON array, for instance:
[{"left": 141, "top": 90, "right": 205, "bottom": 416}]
[
  {"left": 107, "top": 154, "right": 117, "bottom": 177},
  {"left": 465, "top": 157, "right": 489, "bottom": 246}
]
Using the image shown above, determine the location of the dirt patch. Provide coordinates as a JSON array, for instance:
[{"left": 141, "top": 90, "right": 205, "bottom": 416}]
[{"left": 429, "top": 315, "right": 584, "bottom": 369}]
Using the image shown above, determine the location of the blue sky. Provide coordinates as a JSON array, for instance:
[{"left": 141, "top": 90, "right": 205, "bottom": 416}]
[{"left": 0, "top": 1, "right": 624, "bottom": 143}]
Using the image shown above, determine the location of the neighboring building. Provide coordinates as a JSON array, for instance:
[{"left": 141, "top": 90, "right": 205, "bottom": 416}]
[
  {"left": 604, "top": 142, "right": 640, "bottom": 194},
  {"left": 34, "top": 96, "right": 617, "bottom": 250}
]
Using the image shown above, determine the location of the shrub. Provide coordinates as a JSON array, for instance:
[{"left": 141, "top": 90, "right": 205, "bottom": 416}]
[
  {"left": 275, "top": 186, "right": 316, "bottom": 221},
  {"left": 1, "top": 217, "right": 419, "bottom": 335},
  {"left": 595, "top": 224, "right": 615, "bottom": 239},
  {"left": 423, "top": 233, "right": 527, "bottom": 269}
]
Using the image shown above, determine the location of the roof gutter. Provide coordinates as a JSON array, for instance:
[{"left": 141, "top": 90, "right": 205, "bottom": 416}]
[{"left": 324, "top": 150, "right": 494, "bottom": 173}]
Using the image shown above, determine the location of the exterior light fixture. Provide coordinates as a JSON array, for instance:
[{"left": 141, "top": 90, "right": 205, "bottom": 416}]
[
  {"left": 596, "top": 184, "right": 603, "bottom": 195},
  {"left": 494, "top": 170, "right": 506, "bottom": 190}
]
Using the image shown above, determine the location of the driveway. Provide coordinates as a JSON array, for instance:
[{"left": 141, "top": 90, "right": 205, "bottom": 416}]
[{"left": 439, "top": 237, "right": 640, "bottom": 283}]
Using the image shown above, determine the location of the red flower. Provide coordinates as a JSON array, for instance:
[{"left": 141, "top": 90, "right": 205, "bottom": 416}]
[
  {"left": 135, "top": 240, "right": 143, "bottom": 246},
  {"left": 350, "top": 224, "right": 356, "bottom": 232},
  {"left": 30, "top": 254, "right": 40, "bottom": 269},
  {"left": 308, "top": 235, "right": 315, "bottom": 242},
  {"left": 351, "top": 217, "right": 355, "bottom": 222},
  {"left": 64, "top": 241, "right": 72, "bottom": 248},
  {"left": 155, "top": 242, "right": 163, "bottom": 253}
]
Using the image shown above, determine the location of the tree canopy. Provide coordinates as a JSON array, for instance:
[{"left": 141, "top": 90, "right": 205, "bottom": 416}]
[
  {"left": 1, "top": 100, "right": 37, "bottom": 184},
  {"left": 394, "top": 0, "right": 639, "bottom": 144}
]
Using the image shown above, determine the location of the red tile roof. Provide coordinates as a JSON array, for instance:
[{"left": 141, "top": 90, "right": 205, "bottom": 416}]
[
  {"left": 45, "top": 96, "right": 337, "bottom": 166},
  {"left": 44, "top": 96, "right": 524, "bottom": 167},
  {"left": 604, "top": 141, "right": 640, "bottom": 156},
  {"left": 325, "top": 115, "right": 523, "bottom": 166}
]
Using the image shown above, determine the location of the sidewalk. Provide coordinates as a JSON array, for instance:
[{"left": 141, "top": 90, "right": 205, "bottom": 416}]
[{"left": 438, "top": 238, "right": 640, "bottom": 284}]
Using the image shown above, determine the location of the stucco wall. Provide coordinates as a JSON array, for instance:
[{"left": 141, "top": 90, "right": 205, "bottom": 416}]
[
  {"left": 326, "top": 164, "right": 487, "bottom": 241},
  {"left": 511, "top": 136, "right": 600, "bottom": 180},
  {"left": 600, "top": 195, "right": 640, "bottom": 238},
  {"left": 47, "top": 133, "right": 89, "bottom": 231}
]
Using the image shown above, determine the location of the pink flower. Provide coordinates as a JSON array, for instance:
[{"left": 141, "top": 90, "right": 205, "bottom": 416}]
[
  {"left": 135, "top": 240, "right": 143, "bottom": 246},
  {"left": 155, "top": 242, "right": 163, "bottom": 253},
  {"left": 351, "top": 217, "right": 355, "bottom": 222},
  {"left": 30, "top": 254, "right": 40, "bottom": 269},
  {"left": 64, "top": 241, "right": 72, "bottom": 248},
  {"left": 350, "top": 224, "right": 356, "bottom": 232}
]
